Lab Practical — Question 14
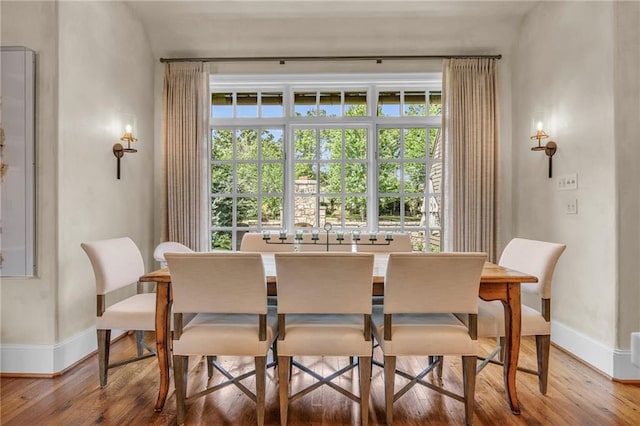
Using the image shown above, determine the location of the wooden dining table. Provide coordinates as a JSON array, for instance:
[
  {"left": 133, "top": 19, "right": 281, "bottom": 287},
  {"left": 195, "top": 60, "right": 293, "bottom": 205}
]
[{"left": 140, "top": 253, "right": 537, "bottom": 415}]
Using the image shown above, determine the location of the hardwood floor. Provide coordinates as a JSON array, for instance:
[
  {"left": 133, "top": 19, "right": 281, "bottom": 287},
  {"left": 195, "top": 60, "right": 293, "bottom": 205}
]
[{"left": 2, "top": 333, "right": 640, "bottom": 425}]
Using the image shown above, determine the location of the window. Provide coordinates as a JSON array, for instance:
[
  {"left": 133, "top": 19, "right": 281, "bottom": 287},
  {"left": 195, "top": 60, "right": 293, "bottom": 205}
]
[{"left": 210, "top": 74, "right": 442, "bottom": 251}]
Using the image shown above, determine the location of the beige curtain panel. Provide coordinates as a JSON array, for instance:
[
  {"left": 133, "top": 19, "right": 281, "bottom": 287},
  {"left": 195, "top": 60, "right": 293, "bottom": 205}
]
[
  {"left": 161, "top": 63, "right": 209, "bottom": 251},
  {"left": 442, "top": 58, "right": 499, "bottom": 261}
]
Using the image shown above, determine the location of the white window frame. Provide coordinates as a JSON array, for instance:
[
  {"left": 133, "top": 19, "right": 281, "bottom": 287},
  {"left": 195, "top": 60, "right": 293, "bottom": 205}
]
[{"left": 209, "top": 73, "right": 442, "bottom": 251}]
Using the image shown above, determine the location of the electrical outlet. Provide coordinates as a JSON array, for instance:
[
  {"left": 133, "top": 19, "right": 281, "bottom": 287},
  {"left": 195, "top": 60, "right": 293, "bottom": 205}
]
[
  {"left": 558, "top": 173, "right": 578, "bottom": 190},
  {"left": 566, "top": 199, "right": 578, "bottom": 214}
]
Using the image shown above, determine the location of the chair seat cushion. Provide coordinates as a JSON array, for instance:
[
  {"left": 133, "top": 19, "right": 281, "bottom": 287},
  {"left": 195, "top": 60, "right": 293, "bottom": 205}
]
[
  {"left": 96, "top": 293, "right": 156, "bottom": 331},
  {"left": 173, "top": 307, "right": 277, "bottom": 356},
  {"left": 478, "top": 300, "right": 550, "bottom": 337},
  {"left": 277, "top": 314, "right": 372, "bottom": 356},
  {"left": 372, "top": 308, "right": 477, "bottom": 356}
]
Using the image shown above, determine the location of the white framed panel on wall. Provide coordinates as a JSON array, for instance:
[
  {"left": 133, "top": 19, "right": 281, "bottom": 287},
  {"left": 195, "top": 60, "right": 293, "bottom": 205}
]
[{"left": 1, "top": 46, "right": 36, "bottom": 277}]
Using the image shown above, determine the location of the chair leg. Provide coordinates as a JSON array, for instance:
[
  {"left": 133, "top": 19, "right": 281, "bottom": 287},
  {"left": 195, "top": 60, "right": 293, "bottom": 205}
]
[
  {"left": 135, "top": 330, "right": 144, "bottom": 356},
  {"left": 174, "top": 355, "right": 189, "bottom": 426},
  {"left": 498, "top": 336, "right": 506, "bottom": 362},
  {"left": 536, "top": 334, "right": 551, "bottom": 395},
  {"left": 462, "top": 355, "right": 477, "bottom": 426},
  {"left": 436, "top": 356, "right": 444, "bottom": 381},
  {"left": 255, "top": 356, "right": 266, "bottom": 426},
  {"left": 384, "top": 355, "right": 396, "bottom": 425},
  {"left": 278, "top": 356, "right": 290, "bottom": 426},
  {"left": 206, "top": 356, "right": 216, "bottom": 379},
  {"left": 359, "top": 356, "right": 372, "bottom": 426},
  {"left": 97, "top": 329, "right": 111, "bottom": 388}
]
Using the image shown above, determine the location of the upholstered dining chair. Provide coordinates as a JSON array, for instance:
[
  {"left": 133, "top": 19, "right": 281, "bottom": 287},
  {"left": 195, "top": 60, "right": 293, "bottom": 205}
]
[
  {"left": 165, "top": 252, "right": 277, "bottom": 426},
  {"left": 372, "top": 252, "right": 487, "bottom": 425},
  {"left": 81, "top": 237, "right": 156, "bottom": 387},
  {"left": 475, "top": 238, "right": 566, "bottom": 394},
  {"left": 240, "top": 232, "right": 297, "bottom": 252},
  {"left": 274, "top": 252, "right": 375, "bottom": 426},
  {"left": 152, "top": 241, "right": 192, "bottom": 268},
  {"left": 352, "top": 232, "right": 412, "bottom": 253}
]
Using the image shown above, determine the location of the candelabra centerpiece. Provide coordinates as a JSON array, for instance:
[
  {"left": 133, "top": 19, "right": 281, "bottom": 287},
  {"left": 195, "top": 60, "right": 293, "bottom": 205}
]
[{"left": 262, "top": 223, "right": 393, "bottom": 252}]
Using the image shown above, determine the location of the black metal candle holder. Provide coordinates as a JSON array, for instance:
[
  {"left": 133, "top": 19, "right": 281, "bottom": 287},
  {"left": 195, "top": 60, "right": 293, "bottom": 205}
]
[{"left": 262, "top": 223, "right": 393, "bottom": 252}]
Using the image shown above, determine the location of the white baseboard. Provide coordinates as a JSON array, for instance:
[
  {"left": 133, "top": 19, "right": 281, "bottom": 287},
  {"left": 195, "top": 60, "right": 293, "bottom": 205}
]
[
  {"left": 0, "top": 327, "right": 125, "bottom": 375},
  {"left": 551, "top": 320, "right": 640, "bottom": 380}
]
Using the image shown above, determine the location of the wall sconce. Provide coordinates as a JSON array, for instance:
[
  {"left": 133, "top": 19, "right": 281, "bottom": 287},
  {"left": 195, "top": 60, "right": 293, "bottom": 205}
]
[
  {"left": 530, "top": 121, "right": 557, "bottom": 178},
  {"left": 112, "top": 124, "right": 138, "bottom": 179}
]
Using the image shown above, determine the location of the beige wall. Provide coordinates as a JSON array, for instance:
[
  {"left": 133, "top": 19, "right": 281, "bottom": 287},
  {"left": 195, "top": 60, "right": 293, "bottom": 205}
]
[
  {"left": 1, "top": 1, "right": 59, "bottom": 345},
  {"left": 512, "top": 2, "right": 617, "bottom": 345},
  {"left": 1, "top": 1, "right": 155, "bottom": 365},
  {"left": 57, "top": 1, "right": 156, "bottom": 341},
  {"left": 614, "top": 1, "right": 640, "bottom": 349}
]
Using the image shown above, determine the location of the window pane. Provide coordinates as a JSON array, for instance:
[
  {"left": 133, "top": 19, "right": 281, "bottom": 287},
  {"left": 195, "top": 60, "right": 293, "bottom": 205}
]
[
  {"left": 378, "top": 197, "right": 401, "bottom": 224},
  {"left": 319, "top": 129, "right": 341, "bottom": 160},
  {"left": 404, "top": 196, "right": 422, "bottom": 225},
  {"left": 345, "top": 91, "right": 367, "bottom": 116},
  {"left": 212, "top": 129, "right": 233, "bottom": 160},
  {"left": 294, "top": 92, "right": 316, "bottom": 116},
  {"left": 294, "top": 128, "right": 316, "bottom": 160},
  {"left": 404, "top": 162, "right": 426, "bottom": 193},
  {"left": 345, "top": 129, "right": 366, "bottom": 159},
  {"left": 404, "top": 128, "right": 426, "bottom": 159},
  {"left": 237, "top": 197, "right": 258, "bottom": 225},
  {"left": 262, "top": 128, "right": 283, "bottom": 160},
  {"left": 429, "top": 162, "right": 442, "bottom": 194},
  {"left": 378, "top": 163, "right": 400, "bottom": 192},
  {"left": 429, "top": 229, "right": 441, "bottom": 252},
  {"left": 378, "top": 91, "right": 400, "bottom": 116},
  {"left": 236, "top": 92, "right": 258, "bottom": 117},
  {"left": 237, "top": 163, "right": 258, "bottom": 193},
  {"left": 345, "top": 196, "right": 367, "bottom": 224},
  {"left": 211, "top": 198, "right": 233, "bottom": 226},
  {"left": 320, "top": 163, "right": 342, "bottom": 193},
  {"left": 345, "top": 163, "right": 366, "bottom": 194},
  {"left": 319, "top": 91, "right": 341, "bottom": 117},
  {"left": 294, "top": 170, "right": 317, "bottom": 193},
  {"left": 430, "top": 128, "right": 442, "bottom": 159},
  {"left": 261, "top": 92, "right": 283, "bottom": 117},
  {"left": 211, "top": 164, "right": 233, "bottom": 193},
  {"left": 262, "top": 197, "right": 283, "bottom": 227},
  {"left": 429, "top": 91, "right": 442, "bottom": 116},
  {"left": 325, "top": 197, "right": 342, "bottom": 223},
  {"left": 378, "top": 128, "right": 400, "bottom": 159},
  {"left": 236, "top": 129, "right": 258, "bottom": 160},
  {"left": 404, "top": 91, "right": 426, "bottom": 116},
  {"left": 211, "top": 231, "right": 232, "bottom": 250},
  {"left": 294, "top": 196, "right": 318, "bottom": 227},
  {"left": 261, "top": 164, "right": 282, "bottom": 193},
  {"left": 428, "top": 195, "right": 441, "bottom": 227},
  {"left": 211, "top": 92, "right": 232, "bottom": 118}
]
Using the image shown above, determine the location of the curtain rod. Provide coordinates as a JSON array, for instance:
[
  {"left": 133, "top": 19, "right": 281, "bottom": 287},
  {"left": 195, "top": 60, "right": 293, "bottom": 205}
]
[{"left": 159, "top": 54, "right": 501, "bottom": 64}]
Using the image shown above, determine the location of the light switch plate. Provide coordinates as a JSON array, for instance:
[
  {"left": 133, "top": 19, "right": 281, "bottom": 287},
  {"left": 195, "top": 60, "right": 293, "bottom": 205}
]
[
  {"left": 558, "top": 173, "right": 578, "bottom": 191},
  {"left": 566, "top": 198, "right": 578, "bottom": 214}
]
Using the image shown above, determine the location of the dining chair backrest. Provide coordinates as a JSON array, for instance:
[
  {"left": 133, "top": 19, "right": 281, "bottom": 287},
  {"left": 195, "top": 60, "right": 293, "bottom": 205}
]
[
  {"left": 81, "top": 237, "right": 145, "bottom": 295},
  {"left": 165, "top": 252, "right": 267, "bottom": 314},
  {"left": 499, "top": 238, "right": 566, "bottom": 299},
  {"left": 275, "top": 253, "right": 374, "bottom": 314},
  {"left": 240, "top": 232, "right": 297, "bottom": 252},
  {"left": 384, "top": 252, "right": 487, "bottom": 314},
  {"left": 354, "top": 233, "right": 412, "bottom": 253},
  {"left": 153, "top": 241, "right": 193, "bottom": 267}
]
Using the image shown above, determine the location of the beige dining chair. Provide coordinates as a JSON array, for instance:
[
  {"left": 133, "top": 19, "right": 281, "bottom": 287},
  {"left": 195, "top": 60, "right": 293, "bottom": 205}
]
[
  {"left": 165, "top": 252, "right": 277, "bottom": 426},
  {"left": 81, "top": 237, "right": 156, "bottom": 387},
  {"left": 372, "top": 252, "right": 487, "bottom": 425},
  {"left": 240, "top": 232, "right": 297, "bottom": 252},
  {"left": 475, "top": 238, "right": 566, "bottom": 394},
  {"left": 153, "top": 241, "right": 193, "bottom": 268},
  {"left": 274, "top": 252, "right": 375, "bottom": 426},
  {"left": 353, "top": 232, "right": 412, "bottom": 253}
]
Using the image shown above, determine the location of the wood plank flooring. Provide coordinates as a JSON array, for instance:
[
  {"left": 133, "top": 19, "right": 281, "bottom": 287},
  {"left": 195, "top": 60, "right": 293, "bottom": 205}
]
[{"left": 2, "top": 333, "right": 640, "bottom": 425}]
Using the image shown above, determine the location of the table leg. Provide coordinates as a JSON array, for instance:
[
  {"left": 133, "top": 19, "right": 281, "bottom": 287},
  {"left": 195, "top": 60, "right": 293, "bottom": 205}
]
[
  {"left": 154, "top": 281, "right": 171, "bottom": 412},
  {"left": 501, "top": 282, "right": 522, "bottom": 414}
]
